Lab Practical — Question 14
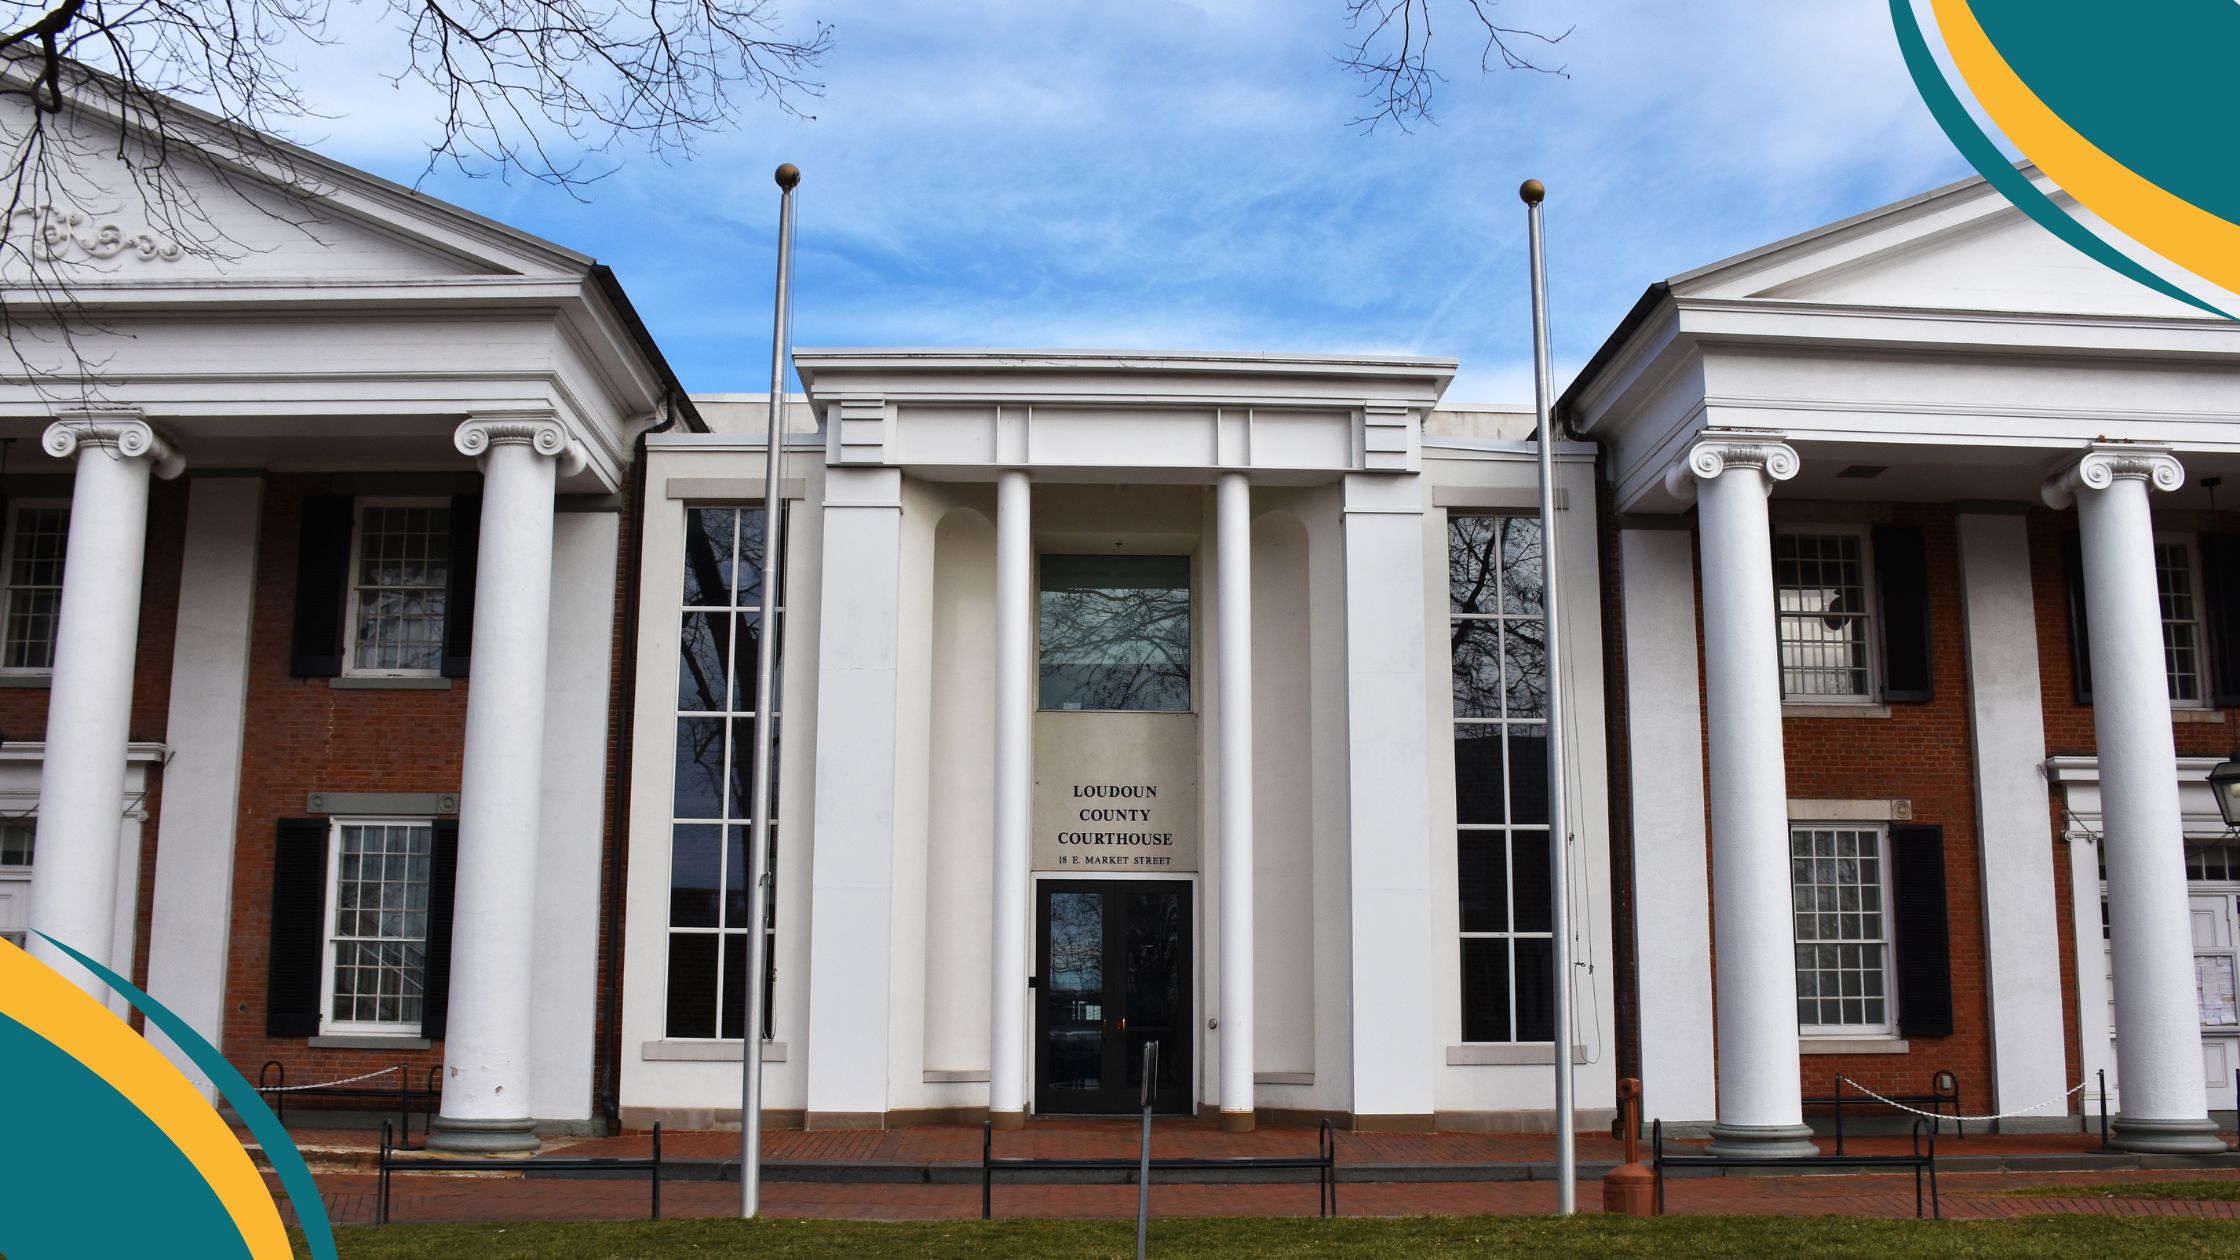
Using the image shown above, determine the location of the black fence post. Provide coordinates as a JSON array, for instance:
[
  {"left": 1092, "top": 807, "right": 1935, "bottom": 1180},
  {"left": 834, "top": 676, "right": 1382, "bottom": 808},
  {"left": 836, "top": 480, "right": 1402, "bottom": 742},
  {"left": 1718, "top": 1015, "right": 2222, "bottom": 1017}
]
[
  {"left": 1833, "top": 1074, "right": 1846, "bottom": 1156},
  {"left": 981, "top": 1120, "right": 993, "bottom": 1221},
  {"left": 651, "top": 1122, "right": 663, "bottom": 1220},
  {"left": 2098, "top": 1068, "right": 2110, "bottom": 1152},
  {"left": 376, "top": 1121, "right": 392, "bottom": 1226}
]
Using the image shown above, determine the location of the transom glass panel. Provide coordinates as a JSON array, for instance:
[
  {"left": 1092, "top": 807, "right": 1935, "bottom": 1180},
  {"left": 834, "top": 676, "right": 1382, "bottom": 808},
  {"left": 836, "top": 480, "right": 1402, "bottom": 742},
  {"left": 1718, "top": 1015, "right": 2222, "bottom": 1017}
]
[{"left": 1038, "top": 555, "right": 1191, "bottom": 712}]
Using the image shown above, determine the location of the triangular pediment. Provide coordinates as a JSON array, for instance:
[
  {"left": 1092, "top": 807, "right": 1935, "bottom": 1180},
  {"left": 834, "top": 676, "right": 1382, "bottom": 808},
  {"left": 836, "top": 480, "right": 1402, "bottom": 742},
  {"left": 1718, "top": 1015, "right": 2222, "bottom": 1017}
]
[
  {"left": 0, "top": 88, "right": 591, "bottom": 288},
  {"left": 1670, "top": 168, "right": 2229, "bottom": 321}
]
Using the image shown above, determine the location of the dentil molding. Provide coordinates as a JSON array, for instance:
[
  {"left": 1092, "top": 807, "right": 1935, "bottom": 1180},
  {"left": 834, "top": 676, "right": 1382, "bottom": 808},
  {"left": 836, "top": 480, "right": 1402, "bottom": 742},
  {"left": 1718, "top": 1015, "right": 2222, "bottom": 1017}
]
[
  {"left": 2042, "top": 442, "right": 2185, "bottom": 509},
  {"left": 1663, "top": 428, "right": 1799, "bottom": 500},
  {"left": 42, "top": 413, "right": 186, "bottom": 480}
]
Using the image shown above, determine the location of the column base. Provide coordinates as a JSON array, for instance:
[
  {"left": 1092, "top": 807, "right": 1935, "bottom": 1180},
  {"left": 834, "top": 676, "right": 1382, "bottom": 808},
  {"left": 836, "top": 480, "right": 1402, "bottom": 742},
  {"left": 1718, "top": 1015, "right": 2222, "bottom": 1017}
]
[
  {"left": 1704, "top": 1122, "right": 1818, "bottom": 1159},
  {"left": 2111, "top": 1114, "right": 2228, "bottom": 1155},
  {"left": 989, "top": 1110, "right": 1026, "bottom": 1131},
  {"left": 1218, "top": 1109, "right": 1256, "bottom": 1133},
  {"left": 427, "top": 1114, "right": 541, "bottom": 1154}
]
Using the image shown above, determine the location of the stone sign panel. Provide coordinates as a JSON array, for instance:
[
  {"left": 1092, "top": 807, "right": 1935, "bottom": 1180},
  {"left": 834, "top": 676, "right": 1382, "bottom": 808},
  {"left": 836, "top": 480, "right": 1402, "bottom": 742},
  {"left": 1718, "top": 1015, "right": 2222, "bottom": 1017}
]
[{"left": 1032, "top": 710, "right": 1200, "bottom": 871}]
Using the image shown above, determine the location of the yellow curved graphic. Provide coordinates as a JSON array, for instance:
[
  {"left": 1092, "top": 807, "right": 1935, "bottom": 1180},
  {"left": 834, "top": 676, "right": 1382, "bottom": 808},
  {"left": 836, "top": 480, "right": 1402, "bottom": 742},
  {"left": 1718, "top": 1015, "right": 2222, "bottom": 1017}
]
[
  {"left": 1932, "top": 0, "right": 2240, "bottom": 297},
  {"left": 0, "top": 941, "right": 290, "bottom": 1255}
]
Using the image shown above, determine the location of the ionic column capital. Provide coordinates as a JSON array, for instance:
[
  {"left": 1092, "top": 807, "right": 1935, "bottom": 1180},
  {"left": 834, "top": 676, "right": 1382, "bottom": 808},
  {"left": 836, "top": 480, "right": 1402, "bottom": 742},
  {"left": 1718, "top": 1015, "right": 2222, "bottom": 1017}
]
[
  {"left": 1663, "top": 428, "right": 1799, "bottom": 501},
  {"left": 454, "top": 412, "right": 587, "bottom": 477},
  {"left": 43, "top": 411, "right": 185, "bottom": 480},
  {"left": 2042, "top": 442, "right": 2184, "bottom": 509}
]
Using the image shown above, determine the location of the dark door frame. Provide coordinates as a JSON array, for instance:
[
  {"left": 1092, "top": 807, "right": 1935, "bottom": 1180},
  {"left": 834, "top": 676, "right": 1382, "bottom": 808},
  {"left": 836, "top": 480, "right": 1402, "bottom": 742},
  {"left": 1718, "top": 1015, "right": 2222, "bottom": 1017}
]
[{"left": 1032, "top": 875, "right": 1195, "bottom": 1116}]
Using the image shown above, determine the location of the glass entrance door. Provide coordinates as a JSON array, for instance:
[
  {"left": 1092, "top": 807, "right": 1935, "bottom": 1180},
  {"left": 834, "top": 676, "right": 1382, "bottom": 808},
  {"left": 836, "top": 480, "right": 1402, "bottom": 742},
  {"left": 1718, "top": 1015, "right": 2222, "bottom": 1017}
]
[{"left": 1035, "top": 879, "right": 1192, "bottom": 1115}]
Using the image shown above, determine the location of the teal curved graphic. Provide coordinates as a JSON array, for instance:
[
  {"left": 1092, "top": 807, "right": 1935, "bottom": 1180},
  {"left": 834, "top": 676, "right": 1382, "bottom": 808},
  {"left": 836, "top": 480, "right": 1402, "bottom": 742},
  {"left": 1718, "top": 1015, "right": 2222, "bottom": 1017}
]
[
  {"left": 1887, "top": 0, "right": 2230, "bottom": 319},
  {"left": 38, "top": 934, "right": 338, "bottom": 1260},
  {"left": 1968, "top": 0, "right": 2240, "bottom": 229},
  {"left": 0, "top": 1013, "right": 250, "bottom": 1258}
]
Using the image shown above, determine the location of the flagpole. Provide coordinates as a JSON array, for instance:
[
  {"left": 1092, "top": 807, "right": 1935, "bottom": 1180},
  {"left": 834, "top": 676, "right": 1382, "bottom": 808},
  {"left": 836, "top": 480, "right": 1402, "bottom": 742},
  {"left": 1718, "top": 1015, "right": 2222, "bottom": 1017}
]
[
  {"left": 741, "top": 161, "right": 799, "bottom": 1219},
  {"left": 1521, "top": 176, "right": 1576, "bottom": 1216}
]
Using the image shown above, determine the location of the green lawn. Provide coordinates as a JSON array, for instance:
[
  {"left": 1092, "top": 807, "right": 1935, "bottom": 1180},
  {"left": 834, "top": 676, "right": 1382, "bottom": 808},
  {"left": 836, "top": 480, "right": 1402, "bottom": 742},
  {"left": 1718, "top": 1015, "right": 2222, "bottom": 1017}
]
[
  {"left": 296, "top": 1214, "right": 2240, "bottom": 1259},
  {"left": 2004, "top": 1179, "right": 2240, "bottom": 1202}
]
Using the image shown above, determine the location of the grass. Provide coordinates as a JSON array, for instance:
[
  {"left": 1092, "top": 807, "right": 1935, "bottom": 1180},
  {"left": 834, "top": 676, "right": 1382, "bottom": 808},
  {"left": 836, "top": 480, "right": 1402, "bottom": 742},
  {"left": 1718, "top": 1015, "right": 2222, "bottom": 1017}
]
[
  {"left": 2004, "top": 1179, "right": 2240, "bottom": 1202},
  {"left": 293, "top": 1214, "right": 2240, "bottom": 1259}
]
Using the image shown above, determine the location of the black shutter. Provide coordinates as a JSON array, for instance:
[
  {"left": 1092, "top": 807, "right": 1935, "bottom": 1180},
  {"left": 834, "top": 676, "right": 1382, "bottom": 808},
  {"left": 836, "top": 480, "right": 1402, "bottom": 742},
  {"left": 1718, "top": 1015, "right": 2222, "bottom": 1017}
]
[
  {"left": 1873, "top": 524, "right": 1934, "bottom": 703},
  {"left": 419, "top": 819, "right": 461, "bottom": 1040},
  {"left": 1891, "top": 823, "right": 1954, "bottom": 1039},
  {"left": 440, "top": 494, "right": 481, "bottom": 679},
  {"left": 2063, "top": 532, "right": 2094, "bottom": 705},
  {"left": 2200, "top": 534, "right": 2240, "bottom": 708},
  {"left": 267, "top": 819, "right": 330, "bottom": 1038},
  {"left": 290, "top": 495, "right": 354, "bottom": 677}
]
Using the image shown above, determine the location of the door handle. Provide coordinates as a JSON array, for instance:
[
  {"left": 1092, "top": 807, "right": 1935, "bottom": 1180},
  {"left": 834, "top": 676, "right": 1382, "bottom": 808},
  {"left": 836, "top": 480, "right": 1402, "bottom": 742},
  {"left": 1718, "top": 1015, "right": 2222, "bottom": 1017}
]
[{"left": 1115, "top": 1016, "right": 1127, "bottom": 1032}]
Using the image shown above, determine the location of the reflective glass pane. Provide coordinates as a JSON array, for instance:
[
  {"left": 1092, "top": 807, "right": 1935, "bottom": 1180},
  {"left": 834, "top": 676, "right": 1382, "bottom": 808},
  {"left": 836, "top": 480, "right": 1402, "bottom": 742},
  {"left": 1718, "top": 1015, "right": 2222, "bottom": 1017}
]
[
  {"left": 681, "top": 509, "right": 736, "bottom": 606},
  {"left": 1502, "top": 623, "right": 1548, "bottom": 719},
  {"left": 1454, "top": 725, "right": 1505, "bottom": 824},
  {"left": 1499, "top": 518, "right": 1545, "bottom": 616},
  {"left": 1514, "top": 937, "right": 1555, "bottom": 1042},
  {"left": 1458, "top": 832, "right": 1508, "bottom": 933},
  {"left": 1038, "top": 555, "right": 1191, "bottom": 711},
  {"left": 678, "top": 611, "right": 731, "bottom": 711},
  {"left": 673, "top": 718, "right": 726, "bottom": 819},
  {"left": 1449, "top": 516, "right": 1501, "bottom": 614},
  {"left": 1507, "top": 727, "right": 1549, "bottom": 824},
  {"left": 664, "top": 933, "right": 718, "bottom": 1038},
  {"left": 1450, "top": 620, "right": 1503, "bottom": 718},
  {"left": 1047, "top": 893, "right": 1103, "bottom": 995},
  {"left": 1511, "top": 829, "right": 1553, "bottom": 934},
  {"left": 1460, "top": 938, "right": 1512, "bottom": 1043},
  {"left": 669, "top": 825, "right": 720, "bottom": 927},
  {"left": 732, "top": 612, "right": 782, "bottom": 713}
]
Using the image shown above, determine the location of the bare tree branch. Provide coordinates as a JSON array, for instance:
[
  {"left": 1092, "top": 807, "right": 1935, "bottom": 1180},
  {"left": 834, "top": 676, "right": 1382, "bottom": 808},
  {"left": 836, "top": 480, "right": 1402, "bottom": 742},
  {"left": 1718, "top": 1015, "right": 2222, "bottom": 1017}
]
[{"left": 1338, "top": 0, "right": 1570, "bottom": 132}]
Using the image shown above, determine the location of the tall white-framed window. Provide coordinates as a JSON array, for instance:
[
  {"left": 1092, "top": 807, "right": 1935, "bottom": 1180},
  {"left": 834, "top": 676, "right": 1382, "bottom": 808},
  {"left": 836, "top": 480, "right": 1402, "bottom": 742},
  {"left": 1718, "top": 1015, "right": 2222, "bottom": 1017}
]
[
  {"left": 0, "top": 502, "right": 69, "bottom": 672},
  {"left": 1448, "top": 514, "right": 1556, "bottom": 1044},
  {"left": 320, "top": 818, "right": 434, "bottom": 1034},
  {"left": 1791, "top": 823, "right": 1896, "bottom": 1035},
  {"left": 1774, "top": 526, "right": 1877, "bottom": 702},
  {"left": 0, "top": 817, "right": 32, "bottom": 949},
  {"left": 2155, "top": 535, "right": 2208, "bottom": 705},
  {"left": 345, "top": 499, "right": 451, "bottom": 676},
  {"left": 668, "top": 505, "right": 784, "bottom": 1041}
]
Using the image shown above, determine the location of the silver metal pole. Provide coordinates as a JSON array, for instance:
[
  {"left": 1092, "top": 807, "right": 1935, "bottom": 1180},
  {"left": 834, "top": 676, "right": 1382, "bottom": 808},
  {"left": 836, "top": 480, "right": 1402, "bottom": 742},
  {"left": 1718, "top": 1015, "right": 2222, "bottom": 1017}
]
[
  {"left": 1521, "top": 177, "right": 1576, "bottom": 1216},
  {"left": 1135, "top": 1040, "right": 1157, "bottom": 1260},
  {"left": 741, "top": 161, "right": 800, "bottom": 1219}
]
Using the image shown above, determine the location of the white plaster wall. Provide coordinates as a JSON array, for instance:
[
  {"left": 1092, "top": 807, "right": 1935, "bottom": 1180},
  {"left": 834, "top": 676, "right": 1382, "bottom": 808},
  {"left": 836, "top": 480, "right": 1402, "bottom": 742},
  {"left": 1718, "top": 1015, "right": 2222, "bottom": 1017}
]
[
  {"left": 146, "top": 477, "right": 263, "bottom": 1094},
  {"left": 1955, "top": 512, "right": 2070, "bottom": 1114},
  {"left": 527, "top": 509, "right": 619, "bottom": 1121},
  {"left": 1251, "top": 509, "right": 1315, "bottom": 1075},
  {"left": 1617, "top": 526, "right": 1719, "bottom": 1124},
  {"left": 921, "top": 503, "right": 998, "bottom": 1080}
]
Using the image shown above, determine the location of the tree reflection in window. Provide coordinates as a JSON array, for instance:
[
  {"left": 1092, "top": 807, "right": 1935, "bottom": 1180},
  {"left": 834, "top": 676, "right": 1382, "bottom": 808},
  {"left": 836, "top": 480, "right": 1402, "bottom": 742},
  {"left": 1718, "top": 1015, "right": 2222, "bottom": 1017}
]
[{"left": 1038, "top": 555, "right": 1191, "bottom": 711}]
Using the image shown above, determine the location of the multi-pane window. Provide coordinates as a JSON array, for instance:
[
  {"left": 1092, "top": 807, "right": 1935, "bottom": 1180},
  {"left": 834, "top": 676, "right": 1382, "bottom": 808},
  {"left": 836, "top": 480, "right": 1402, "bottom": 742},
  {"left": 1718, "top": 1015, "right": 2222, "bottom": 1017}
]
[
  {"left": 323, "top": 821, "right": 433, "bottom": 1031},
  {"left": 348, "top": 503, "right": 450, "bottom": 674},
  {"left": 669, "top": 506, "right": 783, "bottom": 1040},
  {"left": 2188, "top": 846, "right": 2240, "bottom": 882},
  {"left": 1449, "top": 515, "right": 1555, "bottom": 1043},
  {"left": 1038, "top": 555, "right": 1192, "bottom": 711},
  {"left": 2157, "top": 540, "right": 2205, "bottom": 703},
  {"left": 1790, "top": 826, "right": 1893, "bottom": 1033},
  {"left": 1775, "top": 531, "right": 1873, "bottom": 700},
  {"left": 0, "top": 820, "right": 31, "bottom": 867},
  {"left": 1, "top": 505, "right": 68, "bottom": 670}
]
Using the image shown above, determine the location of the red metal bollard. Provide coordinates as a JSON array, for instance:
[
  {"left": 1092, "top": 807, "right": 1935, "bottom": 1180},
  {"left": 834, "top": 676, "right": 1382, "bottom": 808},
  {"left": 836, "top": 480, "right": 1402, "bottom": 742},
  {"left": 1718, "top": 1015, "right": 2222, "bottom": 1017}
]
[{"left": 1603, "top": 1078, "right": 1654, "bottom": 1217}]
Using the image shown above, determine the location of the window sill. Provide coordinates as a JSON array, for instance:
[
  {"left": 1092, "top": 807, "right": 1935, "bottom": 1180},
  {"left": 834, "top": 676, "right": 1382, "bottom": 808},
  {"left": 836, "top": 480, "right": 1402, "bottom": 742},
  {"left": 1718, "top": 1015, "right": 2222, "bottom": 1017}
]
[
  {"left": 923, "top": 1068, "right": 989, "bottom": 1084},
  {"left": 2173, "top": 707, "right": 2226, "bottom": 724},
  {"left": 330, "top": 676, "right": 454, "bottom": 691},
  {"left": 0, "top": 673, "right": 50, "bottom": 689},
  {"left": 310, "top": 1034, "right": 432, "bottom": 1050},
  {"left": 1800, "top": 1037, "right": 1910, "bottom": 1056},
  {"left": 1255, "top": 1071, "right": 1314, "bottom": 1086},
  {"left": 1782, "top": 703, "right": 1891, "bottom": 720},
  {"left": 1446, "top": 1044, "right": 1591, "bottom": 1066},
  {"left": 640, "top": 1039, "right": 788, "bottom": 1063}
]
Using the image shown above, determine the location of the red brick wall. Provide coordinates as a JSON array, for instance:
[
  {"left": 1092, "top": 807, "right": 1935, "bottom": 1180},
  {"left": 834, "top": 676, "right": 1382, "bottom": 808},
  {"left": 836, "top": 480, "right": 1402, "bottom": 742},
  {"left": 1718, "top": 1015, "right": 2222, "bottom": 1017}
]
[
  {"left": 219, "top": 477, "right": 469, "bottom": 1099},
  {"left": 1774, "top": 505, "right": 1997, "bottom": 1111}
]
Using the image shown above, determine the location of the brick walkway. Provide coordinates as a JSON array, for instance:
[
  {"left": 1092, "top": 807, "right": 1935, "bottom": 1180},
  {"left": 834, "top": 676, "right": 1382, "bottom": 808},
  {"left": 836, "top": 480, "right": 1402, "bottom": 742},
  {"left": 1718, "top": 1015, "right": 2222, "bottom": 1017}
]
[{"left": 306, "top": 1167, "right": 2240, "bottom": 1226}]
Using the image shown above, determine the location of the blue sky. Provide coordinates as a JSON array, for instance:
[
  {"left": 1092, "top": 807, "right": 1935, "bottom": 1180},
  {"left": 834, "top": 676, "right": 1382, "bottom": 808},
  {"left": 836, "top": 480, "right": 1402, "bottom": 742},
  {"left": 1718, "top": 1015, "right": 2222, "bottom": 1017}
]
[{"left": 299, "top": 1, "right": 1977, "bottom": 402}]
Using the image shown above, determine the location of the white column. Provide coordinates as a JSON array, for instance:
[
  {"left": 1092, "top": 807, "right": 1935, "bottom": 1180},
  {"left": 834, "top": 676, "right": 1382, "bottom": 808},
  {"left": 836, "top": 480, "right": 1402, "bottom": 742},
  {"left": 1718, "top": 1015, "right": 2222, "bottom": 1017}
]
[
  {"left": 147, "top": 477, "right": 263, "bottom": 1090},
  {"left": 2044, "top": 444, "right": 2223, "bottom": 1153},
  {"left": 1954, "top": 511, "right": 2071, "bottom": 1119},
  {"left": 27, "top": 415, "right": 183, "bottom": 999},
  {"left": 1214, "top": 472, "right": 1257, "bottom": 1129},
  {"left": 1664, "top": 430, "right": 1816, "bottom": 1157},
  {"left": 990, "top": 468, "right": 1032, "bottom": 1128},
  {"left": 803, "top": 466, "right": 903, "bottom": 1125},
  {"left": 1618, "top": 527, "right": 1718, "bottom": 1124},
  {"left": 430, "top": 414, "right": 582, "bottom": 1153},
  {"left": 1340, "top": 473, "right": 1435, "bottom": 1125}
]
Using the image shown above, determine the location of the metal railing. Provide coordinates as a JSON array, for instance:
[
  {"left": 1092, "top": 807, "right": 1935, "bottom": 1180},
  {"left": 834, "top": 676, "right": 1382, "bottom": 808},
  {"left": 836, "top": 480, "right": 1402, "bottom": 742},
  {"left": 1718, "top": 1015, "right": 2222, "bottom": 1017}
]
[
  {"left": 1651, "top": 1116, "right": 1939, "bottom": 1218},
  {"left": 258, "top": 1061, "right": 442, "bottom": 1150},
  {"left": 1801, "top": 1071, "right": 1964, "bottom": 1154}
]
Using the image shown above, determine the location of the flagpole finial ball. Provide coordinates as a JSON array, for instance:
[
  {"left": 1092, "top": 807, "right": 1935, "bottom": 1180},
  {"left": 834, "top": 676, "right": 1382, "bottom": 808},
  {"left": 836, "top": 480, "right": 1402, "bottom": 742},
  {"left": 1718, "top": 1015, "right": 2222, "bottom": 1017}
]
[
  {"left": 775, "top": 164, "right": 801, "bottom": 190},
  {"left": 1519, "top": 178, "right": 1545, "bottom": 206}
]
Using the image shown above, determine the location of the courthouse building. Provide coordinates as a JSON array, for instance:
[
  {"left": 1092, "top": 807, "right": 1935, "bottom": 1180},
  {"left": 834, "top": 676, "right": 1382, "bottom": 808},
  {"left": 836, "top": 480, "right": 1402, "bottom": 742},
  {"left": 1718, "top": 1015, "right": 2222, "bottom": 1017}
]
[{"left": 5, "top": 86, "right": 2234, "bottom": 1155}]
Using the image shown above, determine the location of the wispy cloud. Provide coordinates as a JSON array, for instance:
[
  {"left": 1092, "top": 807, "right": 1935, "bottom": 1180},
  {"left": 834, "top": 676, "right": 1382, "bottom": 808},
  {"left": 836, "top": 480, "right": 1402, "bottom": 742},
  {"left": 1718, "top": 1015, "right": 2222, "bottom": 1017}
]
[{"left": 290, "top": 1, "right": 1975, "bottom": 400}]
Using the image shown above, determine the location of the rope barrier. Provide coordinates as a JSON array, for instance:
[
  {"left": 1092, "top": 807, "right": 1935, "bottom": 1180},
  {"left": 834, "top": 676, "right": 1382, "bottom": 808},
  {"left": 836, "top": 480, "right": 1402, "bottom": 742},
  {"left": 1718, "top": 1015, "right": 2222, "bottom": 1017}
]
[
  {"left": 1842, "top": 1077, "right": 2087, "bottom": 1124},
  {"left": 255, "top": 1065, "right": 405, "bottom": 1093}
]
